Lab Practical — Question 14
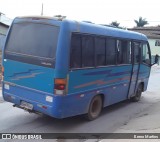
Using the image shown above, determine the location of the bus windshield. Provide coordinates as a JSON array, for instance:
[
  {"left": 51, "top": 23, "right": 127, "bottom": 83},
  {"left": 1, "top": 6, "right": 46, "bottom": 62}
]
[{"left": 5, "top": 22, "right": 59, "bottom": 59}]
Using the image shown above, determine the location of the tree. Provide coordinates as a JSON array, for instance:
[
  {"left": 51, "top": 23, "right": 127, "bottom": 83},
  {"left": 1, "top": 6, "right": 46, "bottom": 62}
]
[
  {"left": 134, "top": 17, "right": 148, "bottom": 27},
  {"left": 110, "top": 21, "right": 120, "bottom": 27}
]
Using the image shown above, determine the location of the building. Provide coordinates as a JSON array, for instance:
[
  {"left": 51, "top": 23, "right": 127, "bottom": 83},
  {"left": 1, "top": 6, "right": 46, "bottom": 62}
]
[
  {"left": 129, "top": 27, "right": 160, "bottom": 57},
  {"left": 0, "top": 21, "right": 9, "bottom": 50},
  {"left": 0, "top": 13, "right": 11, "bottom": 50}
]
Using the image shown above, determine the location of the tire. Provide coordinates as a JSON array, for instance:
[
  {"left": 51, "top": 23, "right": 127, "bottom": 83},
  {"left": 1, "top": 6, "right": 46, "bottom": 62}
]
[
  {"left": 130, "top": 84, "right": 143, "bottom": 102},
  {"left": 85, "top": 95, "right": 102, "bottom": 121}
]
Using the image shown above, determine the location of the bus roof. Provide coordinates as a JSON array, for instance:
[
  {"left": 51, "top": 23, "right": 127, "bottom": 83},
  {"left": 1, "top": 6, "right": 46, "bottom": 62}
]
[
  {"left": 64, "top": 20, "right": 148, "bottom": 41},
  {"left": 14, "top": 16, "right": 148, "bottom": 41}
]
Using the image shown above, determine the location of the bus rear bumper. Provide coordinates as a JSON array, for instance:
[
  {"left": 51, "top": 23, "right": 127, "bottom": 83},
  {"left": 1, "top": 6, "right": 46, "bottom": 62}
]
[
  {"left": 2, "top": 83, "right": 90, "bottom": 119},
  {"left": 2, "top": 83, "right": 67, "bottom": 119},
  {"left": 3, "top": 91, "right": 65, "bottom": 119}
]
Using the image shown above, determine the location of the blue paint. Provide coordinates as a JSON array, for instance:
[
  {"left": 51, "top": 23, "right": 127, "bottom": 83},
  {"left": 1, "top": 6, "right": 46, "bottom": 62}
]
[
  {"left": 83, "top": 70, "right": 112, "bottom": 76},
  {"left": 8, "top": 69, "right": 40, "bottom": 78},
  {"left": 2, "top": 17, "right": 151, "bottom": 119},
  {"left": 4, "top": 60, "right": 55, "bottom": 93},
  {"left": 68, "top": 65, "right": 132, "bottom": 107}
]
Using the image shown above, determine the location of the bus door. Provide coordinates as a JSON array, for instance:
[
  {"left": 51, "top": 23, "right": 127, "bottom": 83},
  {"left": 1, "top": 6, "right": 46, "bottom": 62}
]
[{"left": 128, "top": 42, "right": 141, "bottom": 98}]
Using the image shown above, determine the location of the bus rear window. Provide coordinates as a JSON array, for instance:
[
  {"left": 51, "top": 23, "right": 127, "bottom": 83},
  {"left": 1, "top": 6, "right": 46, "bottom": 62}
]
[{"left": 5, "top": 22, "right": 59, "bottom": 59}]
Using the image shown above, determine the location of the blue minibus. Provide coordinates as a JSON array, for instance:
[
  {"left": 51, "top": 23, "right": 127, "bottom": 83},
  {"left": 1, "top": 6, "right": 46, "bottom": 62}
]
[{"left": 2, "top": 16, "right": 158, "bottom": 120}]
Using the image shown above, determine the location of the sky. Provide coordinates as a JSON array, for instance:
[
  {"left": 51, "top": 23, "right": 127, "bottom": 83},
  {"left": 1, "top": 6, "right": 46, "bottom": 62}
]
[{"left": 0, "top": 0, "right": 160, "bottom": 28}]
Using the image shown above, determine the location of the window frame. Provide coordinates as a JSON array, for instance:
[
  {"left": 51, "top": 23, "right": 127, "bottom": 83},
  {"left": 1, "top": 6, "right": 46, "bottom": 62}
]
[
  {"left": 131, "top": 41, "right": 141, "bottom": 65},
  {"left": 4, "top": 22, "right": 60, "bottom": 68},
  {"left": 69, "top": 32, "right": 148, "bottom": 70},
  {"left": 141, "top": 42, "right": 151, "bottom": 66},
  {"left": 81, "top": 35, "right": 95, "bottom": 68},
  {"left": 116, "top": 39, "right": 132, "bottom": 65},
  {"left": 5, "top": 22, "right": 59, "bottom": 60},
  {"left": 155, "top": 40, "right": 160, "bottom": 46},
  {"left": 70, "top": 33, "right": 82, "bottom": 69},
  {"left": 105, "top": 37, "right": 117, "bottom": 66},
  {"left": 70, "top": 33, "right": 96, "bottom": 70},
  {"left": 94, "top": 36, "right": 106, "bottom": 67}
]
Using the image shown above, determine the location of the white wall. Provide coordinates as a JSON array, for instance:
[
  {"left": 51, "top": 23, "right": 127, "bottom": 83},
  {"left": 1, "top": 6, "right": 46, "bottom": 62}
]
[
  {"left": 148, "top": 39, "right": 160, "bottom": 56},
  {"left": 0, "top": 24, "right": 9, "bottom": 50},
  {"left": 0, "top": 34, "right": 5, "bottom": 50},
  {"left": 0, "top": 24, "right": 8, "bottom": 35}
]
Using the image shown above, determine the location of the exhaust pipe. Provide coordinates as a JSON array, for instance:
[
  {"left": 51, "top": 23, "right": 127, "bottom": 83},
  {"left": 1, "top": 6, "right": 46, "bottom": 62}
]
[{"left": 13, "top": 104, "right": 43, "bottom": 116}]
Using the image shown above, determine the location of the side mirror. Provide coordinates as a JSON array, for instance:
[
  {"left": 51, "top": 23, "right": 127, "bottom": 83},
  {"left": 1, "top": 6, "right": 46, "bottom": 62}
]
[
  {"left": 155, "top": 54, "right": 159, "bottom": 64},
  {"left": 152, "top": 54, "right": 159, "bottom": 66}
]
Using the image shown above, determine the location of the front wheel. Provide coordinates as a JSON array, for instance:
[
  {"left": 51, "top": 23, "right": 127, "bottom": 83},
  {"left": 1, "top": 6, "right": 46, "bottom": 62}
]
[
  {"left": 85, "top": 95, "right": 102, "bottom": 121},
  {"left": 130, "top": 84, "right": 143, "bottom": 102}
]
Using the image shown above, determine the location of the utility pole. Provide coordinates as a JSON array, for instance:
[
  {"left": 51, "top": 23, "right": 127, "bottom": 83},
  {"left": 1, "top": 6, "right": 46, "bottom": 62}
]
[{"left": 41, "top": 3, "right": 43, "bottom": 16}]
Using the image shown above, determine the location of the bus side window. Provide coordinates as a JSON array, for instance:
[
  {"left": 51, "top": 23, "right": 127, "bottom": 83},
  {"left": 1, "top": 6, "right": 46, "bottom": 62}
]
[
  {"left": 142, "top": 43, "right": 151, "bottom": 65},
  {"left": 70, "top": 34, "right": 82, "bottom": 68},
  {"left": 117, "top": 40, "right": 131, "bottom": 64},
  {"left": 133, "top": 42, "right": 140, "bottom": 63},
  {"left": 95, "top": 37, "right": 106, "bottom": 66},
  {"left": 82, "top": 36, "right": 94, "bottom": 67},
  {"left": 106, "top": 38, "right": 116, "bottom": 65}
]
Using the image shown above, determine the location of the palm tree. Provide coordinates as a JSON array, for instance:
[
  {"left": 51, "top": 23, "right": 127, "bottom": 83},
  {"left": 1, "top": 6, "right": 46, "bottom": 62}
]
[
  {"left": 134, "top": 17, "right": 148, "bottom": 27},
  {"left": 110, "top": 21, "right": 120, "bottom": 27}
]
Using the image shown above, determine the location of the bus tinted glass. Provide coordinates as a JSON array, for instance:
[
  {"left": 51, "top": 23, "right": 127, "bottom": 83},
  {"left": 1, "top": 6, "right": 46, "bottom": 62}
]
[
  {"left": 106, "top": 38, "right": 116, "bottom": 65},
  {"left": 82, "top": 36, "right": 94, "bottom": 67},
  {"left": 70, "top": 34, "right": 82, "bottom": 68},
  {"left": 95, "top": 37, "right": 106, "bottom": 66},
  {"left": 5, "top": 22, "right": 59, "bottom": 59},
  {"left": 117, "top": 40, "right": 131, "bottom": 64}
]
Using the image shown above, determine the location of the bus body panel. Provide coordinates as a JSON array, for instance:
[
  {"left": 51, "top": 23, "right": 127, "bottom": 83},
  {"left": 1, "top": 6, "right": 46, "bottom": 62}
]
[
  {"left": 3, "top": 82, "right": 93, "bottom": 118},
  {"left": 3, "top": 60, "right": 55, "bottom": 93},
  {"left": 2, "top": 17, "right": 151, "bottom": 119},
  {"left": 3, "top": 84, "right": 64, "bottom": 118},
  {"left": 138, "top": 64, "right": 151, "bottom": 91},
  {"left": 68, "top": 65, "right": 132, "bottom": 106},
  {"left": 55, "top": 21, "right": 71, "bottom": 78},
  {"left": 66, "top": 21, "right": 148, "bottom": 41},
  {"left": 128, "top": 64, "right": 139, "bottom": 98}
]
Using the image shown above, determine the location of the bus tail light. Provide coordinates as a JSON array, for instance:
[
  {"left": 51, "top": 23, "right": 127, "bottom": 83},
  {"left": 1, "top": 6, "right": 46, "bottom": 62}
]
[{"left": 54, "top": 78, "right": 67, "bottom": 95}]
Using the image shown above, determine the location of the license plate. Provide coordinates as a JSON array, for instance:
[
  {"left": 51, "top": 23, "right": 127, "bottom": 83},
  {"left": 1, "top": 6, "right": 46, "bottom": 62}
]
[{"left": 20, "top": 101, "right": 33, "bottom": 110}]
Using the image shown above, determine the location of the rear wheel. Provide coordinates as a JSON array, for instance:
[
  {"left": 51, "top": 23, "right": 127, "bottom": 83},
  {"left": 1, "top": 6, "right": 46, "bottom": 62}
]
[
  {"left": 130, "top": 84, "right": 143, "bottom": 102},
  {"left": 85, "top": 95, "right": 102, "bottom": 121}
]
